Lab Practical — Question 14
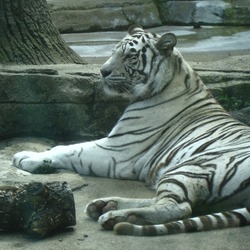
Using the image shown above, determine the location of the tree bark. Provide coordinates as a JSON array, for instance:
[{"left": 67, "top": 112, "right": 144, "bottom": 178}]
[
  {"left": 0, "top": 0, "right": 84, "bottom": 64},
  {"left": 0, "top": 181, "right": 76, "bottom": 237}
]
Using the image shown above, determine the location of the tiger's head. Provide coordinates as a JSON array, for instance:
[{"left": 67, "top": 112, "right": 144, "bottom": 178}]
[{"left": 100, "top": 25, "right": 178, "bottom": 100}]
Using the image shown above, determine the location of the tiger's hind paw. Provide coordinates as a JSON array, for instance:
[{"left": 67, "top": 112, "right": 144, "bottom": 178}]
[
  {"left": 98, "top": 211, "right": 139, "bottom": 230},
  {"left": 85, "top": 199, "right": 118, "bottom": 221}
]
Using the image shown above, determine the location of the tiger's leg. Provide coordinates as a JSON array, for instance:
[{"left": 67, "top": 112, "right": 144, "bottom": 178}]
[
  {"left": 86, "top": 177, "right": 193, "bottom": 230},
  {"left": 94, "top": 197, "right": 192, "bottom": 230},
  {"left": 86, "top": 197, "right": 155, "bottom": 221},
  {"left": 89, "top": 167, "right": 209, "bottom": 230},
  {"left": 13, "top": 138, "right": 136, "bottom": 179}
]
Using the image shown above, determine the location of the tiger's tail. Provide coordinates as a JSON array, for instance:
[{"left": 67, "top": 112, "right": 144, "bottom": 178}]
[{"left": 114, "top": 207, "right": 250, "bottom": 236}]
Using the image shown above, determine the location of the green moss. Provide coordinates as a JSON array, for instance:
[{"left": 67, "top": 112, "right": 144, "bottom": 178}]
[
  {"left": 216, "top": 94, "right": 250, "bottom": 111},
  {"left": 153, "top": 0, "right": 160, "bottom": 5},
  {"left": 223, "top": 7, "right": 238, "bottom": 24}
]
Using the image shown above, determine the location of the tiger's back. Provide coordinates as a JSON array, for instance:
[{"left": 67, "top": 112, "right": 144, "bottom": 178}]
[{"left": 13, "top": 25, "right": 250, "bottom": 236}]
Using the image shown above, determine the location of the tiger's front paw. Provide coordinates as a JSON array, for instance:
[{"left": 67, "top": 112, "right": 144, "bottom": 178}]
[{"left": 13, "top": 151, "right": 55, "bottom": 174}]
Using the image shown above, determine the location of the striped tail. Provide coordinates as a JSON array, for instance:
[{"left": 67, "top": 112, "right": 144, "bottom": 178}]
[{"left": 114, "top": 207, "right": 250, "bottom": 236}]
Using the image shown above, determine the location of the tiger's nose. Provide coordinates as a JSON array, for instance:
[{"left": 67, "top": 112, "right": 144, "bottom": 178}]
[{"left": 100, "top": 67, "right": 112, "bottom": 78}]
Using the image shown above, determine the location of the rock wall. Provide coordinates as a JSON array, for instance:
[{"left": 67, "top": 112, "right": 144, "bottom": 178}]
[
  {"left": 47, "top": 0, "right": 250, "bottom": 33},
  {"left": 0, "top": 64, "right": 128, "bottom": 140},
  {"left": 1, "top": 57, "right": 250, "bottom": 141},
  {"left": 47, "top": 0, "right": 161, "bottom": 33},
  {"left": 157, "top": 0, "right": 250, "bottom": 26}
]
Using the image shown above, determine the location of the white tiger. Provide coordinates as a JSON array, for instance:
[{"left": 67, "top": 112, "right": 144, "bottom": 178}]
[{"left": 13, "top": 25, "right": 250, "bottom": 236}]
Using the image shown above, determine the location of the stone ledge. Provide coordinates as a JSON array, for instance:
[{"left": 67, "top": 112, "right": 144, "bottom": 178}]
[
  {"left": 0, "top": 64, "right": 128, "bottom": 140},
  {"left": 1, "top": 56, "right": 250, "bottom": 140}
]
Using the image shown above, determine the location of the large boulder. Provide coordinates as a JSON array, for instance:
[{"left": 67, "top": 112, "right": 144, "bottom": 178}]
[
  {"left": 158, "top": 0, "right": 227, "bottom": 25},
  {"left": 0, "top": 64, "right": 127, "bottom": 140},
  {"left": 47, "top": 0, "right": 250, "bottom": 33},
  {"left": 47, "top": 0, "right": 161, "bottom": 33},
  {"left": 153, "top": 0, "right": 250, "bottom": 26}
]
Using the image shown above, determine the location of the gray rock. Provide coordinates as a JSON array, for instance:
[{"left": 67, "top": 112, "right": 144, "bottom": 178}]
[
  {"left": 47, "top": 0, "right": 250, "bottom": 32},
  {"left": 158, "top": 0, "right": 228, "bottom": 25},
  {"left": 0, "top": 64, "right": 128, "bottom": 140},
  {"left": 47, "top": 0, "right": 161, "bottom": 33},
  {"left": 157, "top": 0, "right": 250, "bottom": 26}
]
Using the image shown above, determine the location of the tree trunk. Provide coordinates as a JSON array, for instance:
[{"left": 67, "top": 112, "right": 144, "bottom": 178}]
[
  {"left": 0, "top": 181, "right": 76, "bottom": 237},
  {"left": 0, "top": 0, "right": 84, "bottom": 65}
]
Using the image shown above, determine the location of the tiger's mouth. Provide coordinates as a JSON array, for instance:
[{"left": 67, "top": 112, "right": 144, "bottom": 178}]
[
  {"left": 103, "top": 76, "right": 127, "bottom": 81},
  {"left": 102, "top": 77, "right": 132, "bottom": 96},
  {"left": 101, "top": 74, "right": 127, "bottom": 85}
]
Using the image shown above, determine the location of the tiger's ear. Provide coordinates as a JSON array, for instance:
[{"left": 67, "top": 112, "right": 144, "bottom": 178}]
[
  {"left": 155, "top": 33, "right": 177, "bottom": 56},
  {"left": 128, "top": 25, "right": 144, "bottom": 35}
]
